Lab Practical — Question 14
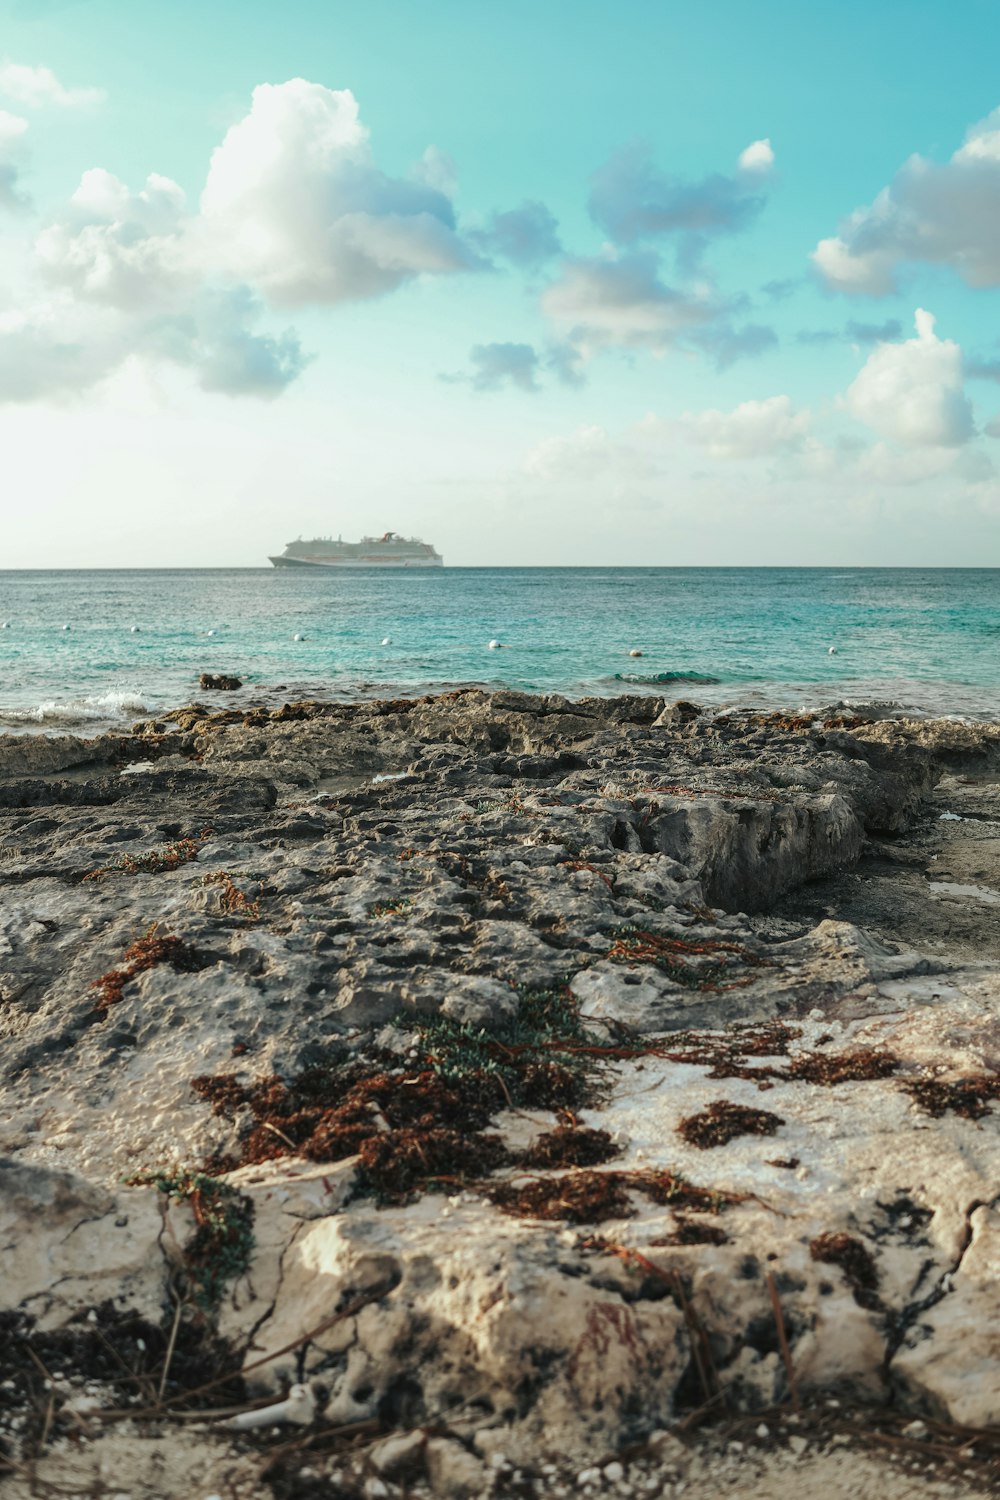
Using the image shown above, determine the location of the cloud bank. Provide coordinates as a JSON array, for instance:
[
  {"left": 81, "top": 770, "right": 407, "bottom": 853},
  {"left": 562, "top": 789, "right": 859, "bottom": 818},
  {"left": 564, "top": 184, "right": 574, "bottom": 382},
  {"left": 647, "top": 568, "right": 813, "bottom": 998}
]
[
  {"left": 844, "top": 309, "right": 974, "bottom": 448},
  {"left": 814, "top": 107, "right": 1000, "bottom": 294},
  {"left": 0, "top": 109, "right": 28, "bottom": 210},
  {"left": 0, "top": 60, "right": 105, "bottom": 109},
  {"left": 0, "top": 77, "right": 482, "bottom": 402}
]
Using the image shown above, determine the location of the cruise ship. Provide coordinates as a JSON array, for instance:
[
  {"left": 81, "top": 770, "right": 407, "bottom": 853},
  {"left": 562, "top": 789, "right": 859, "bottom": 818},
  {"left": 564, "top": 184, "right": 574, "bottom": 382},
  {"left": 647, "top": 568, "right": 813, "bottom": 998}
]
[{"left": 269, "top": 532, "right": 444, "bottom": 568}]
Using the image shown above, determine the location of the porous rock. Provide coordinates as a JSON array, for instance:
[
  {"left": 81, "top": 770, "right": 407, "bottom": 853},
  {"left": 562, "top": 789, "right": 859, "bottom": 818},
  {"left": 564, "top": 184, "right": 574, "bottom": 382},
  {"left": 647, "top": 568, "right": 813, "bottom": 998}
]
[{"left": 1, "top": 692, "right": 1000, "bottom": 1490}]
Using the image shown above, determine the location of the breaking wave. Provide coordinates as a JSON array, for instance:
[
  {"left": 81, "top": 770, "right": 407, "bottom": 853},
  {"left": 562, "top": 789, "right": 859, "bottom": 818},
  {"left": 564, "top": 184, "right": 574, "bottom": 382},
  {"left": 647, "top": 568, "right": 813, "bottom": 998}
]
[
  {"left": 612, "top": 671, "right": 722, "bottom": 686},
  {"left": 0, "top": 690, "right": 152, "bottom": 728}
]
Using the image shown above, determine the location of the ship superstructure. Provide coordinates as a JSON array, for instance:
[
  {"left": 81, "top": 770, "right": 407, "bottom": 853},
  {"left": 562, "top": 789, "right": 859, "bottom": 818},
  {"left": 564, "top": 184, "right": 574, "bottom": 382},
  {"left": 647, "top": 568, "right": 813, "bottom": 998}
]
[{"left": 269, "top": 532, "right": 443, "bottom": 568}]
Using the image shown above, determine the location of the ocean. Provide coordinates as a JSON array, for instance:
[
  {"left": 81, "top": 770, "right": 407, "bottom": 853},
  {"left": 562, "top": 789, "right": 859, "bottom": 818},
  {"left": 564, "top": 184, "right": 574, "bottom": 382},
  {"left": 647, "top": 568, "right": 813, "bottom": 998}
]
[{"left": 1, "top": 566, "right": 998, "bottom": 733}]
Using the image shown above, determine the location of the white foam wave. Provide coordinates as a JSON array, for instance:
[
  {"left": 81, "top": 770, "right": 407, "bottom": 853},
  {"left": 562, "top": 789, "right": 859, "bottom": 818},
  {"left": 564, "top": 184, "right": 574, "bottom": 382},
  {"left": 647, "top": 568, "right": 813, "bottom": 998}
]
[{"left": 0, "top": 690, "right": 151, "bottom": 727}]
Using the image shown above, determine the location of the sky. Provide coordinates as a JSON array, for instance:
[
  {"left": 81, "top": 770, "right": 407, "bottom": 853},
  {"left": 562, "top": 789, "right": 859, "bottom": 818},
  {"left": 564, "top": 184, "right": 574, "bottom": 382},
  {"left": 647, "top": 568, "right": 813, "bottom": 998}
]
[{"left": 2, "top": 0, "right": 1000, "bottom": 567}]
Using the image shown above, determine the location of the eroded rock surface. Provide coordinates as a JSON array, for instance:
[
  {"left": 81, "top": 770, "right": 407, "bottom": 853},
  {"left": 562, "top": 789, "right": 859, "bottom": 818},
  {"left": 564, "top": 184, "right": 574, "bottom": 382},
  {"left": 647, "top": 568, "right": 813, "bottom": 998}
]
[{"left": 2, "top": 691, "right": 999, "bottom": 1496}]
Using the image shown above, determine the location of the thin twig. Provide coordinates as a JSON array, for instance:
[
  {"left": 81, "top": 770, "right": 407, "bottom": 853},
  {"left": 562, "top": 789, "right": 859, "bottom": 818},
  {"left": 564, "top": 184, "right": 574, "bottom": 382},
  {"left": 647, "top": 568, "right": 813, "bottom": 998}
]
[
  {"left": 766, "top": 1271, "right": 800, "bottom": 1411},
  {"left": 158, "top": 1293, "right": 184, "bottom": 1401},
  {"left": 39, "top": 1391, "right": 56, "bottom": 1450},
  {"left": 259, "top": 1417, "right": 381, "bottom": 1463}
]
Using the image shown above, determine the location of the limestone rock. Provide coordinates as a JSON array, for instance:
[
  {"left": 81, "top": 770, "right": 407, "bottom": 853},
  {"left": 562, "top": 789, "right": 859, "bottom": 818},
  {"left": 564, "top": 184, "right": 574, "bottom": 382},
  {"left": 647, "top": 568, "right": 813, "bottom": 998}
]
[{"left": 0, "top": 1159, "right": 168, "bottom": 1328}]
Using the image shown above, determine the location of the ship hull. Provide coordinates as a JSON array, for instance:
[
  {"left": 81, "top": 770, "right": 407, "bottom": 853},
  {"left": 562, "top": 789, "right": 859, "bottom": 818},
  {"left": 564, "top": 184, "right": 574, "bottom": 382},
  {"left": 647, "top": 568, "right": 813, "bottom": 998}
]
[{"left": 269, "top": 554, "right": 443, "bottom": 568}]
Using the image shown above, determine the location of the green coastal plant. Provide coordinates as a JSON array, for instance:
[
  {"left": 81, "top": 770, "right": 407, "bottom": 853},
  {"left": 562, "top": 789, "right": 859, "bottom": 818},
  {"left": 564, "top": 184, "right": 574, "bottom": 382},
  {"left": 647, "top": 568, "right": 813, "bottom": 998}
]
[
  {"left": 369, "top": 897, "right": 411, "bottom": 917},
  {"left": 130, "top": 1170, "right": 254, "bottom": 1309},
  {"left": 410, "top": 982, "right": 598, "bottom": 1110}
]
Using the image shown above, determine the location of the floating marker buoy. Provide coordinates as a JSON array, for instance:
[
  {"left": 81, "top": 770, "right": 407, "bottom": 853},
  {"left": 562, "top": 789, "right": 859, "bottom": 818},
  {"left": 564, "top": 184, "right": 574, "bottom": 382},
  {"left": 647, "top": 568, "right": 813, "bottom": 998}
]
[
  {"left": 294, "top": 633, "right": 305, "bottom": 642},
  {"left": 207, "top": 629, "right": 216, "bottom": 636},
  {"left": 828, "top": 646, "right": 837, "bottom": 655},
  {"left": 488, "top": 639, "right": 500, "bottom": 650},
  {"left": 0, "top": 621, "right": 8, "bottom": 629},
  {"left": 381, "top": 636, "right": 392, "bottom": 646},
  {"left": 629, "top": 649, "right": 643, "bottom": 658},
  {"left": 62, "top": 624, "right": 71, "bottom": 631},
  {"left": 131, "top": 625, "right": 141, "bottom": 633}
]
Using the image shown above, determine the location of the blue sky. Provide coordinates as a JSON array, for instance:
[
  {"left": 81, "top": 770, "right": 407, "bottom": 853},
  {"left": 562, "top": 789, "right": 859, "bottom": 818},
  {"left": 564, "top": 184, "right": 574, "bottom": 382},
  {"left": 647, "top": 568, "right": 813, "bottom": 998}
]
[{"left": 2, "top": 0, "right": 1000, "bottom": 565}]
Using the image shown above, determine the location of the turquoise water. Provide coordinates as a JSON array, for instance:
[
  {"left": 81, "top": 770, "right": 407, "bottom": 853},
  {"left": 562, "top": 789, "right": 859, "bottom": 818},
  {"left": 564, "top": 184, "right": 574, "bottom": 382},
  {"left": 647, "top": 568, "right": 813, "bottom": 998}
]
[{"left": 0, "top": 567, "right": 998, "bottom": 732}]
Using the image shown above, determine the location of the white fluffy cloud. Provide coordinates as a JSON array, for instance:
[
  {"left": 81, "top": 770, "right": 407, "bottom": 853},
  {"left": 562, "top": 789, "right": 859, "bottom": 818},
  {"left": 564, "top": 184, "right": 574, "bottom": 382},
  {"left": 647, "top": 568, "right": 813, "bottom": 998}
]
[
  {"left": 36, "top": 168, "right": 188, "bottom": 307},
  {"left": 738, "top": 138, "right": 774, "bottom": 173},
  {"left": 681, "top": 394, "right": 810, "bottom": 459},
  {"left": 588, "top": 140, "right": 773, "bottom": 259},
  {"left": 541, "top": 251, "right": 720, "bottom": 355},
  {"left": 199, "top": 79, "right": 479, "bottom": 306},
  {"left": 815, "top": 107, "right": 1000, "bottom": 293},
  {"left": 0, "top": 61, "right": 104, "bottom": 109},
  {"left": 0, "top": 108, "right": 28, "bottom": 209},
  {"left": 540, "top": 249, "right": 775, "bottom": 370},
  {"left": 844, "top": 309, "right": 974, "bottom": 448},
  {"left": 0, "top": 77, "right": 482, "bottom": 402}
]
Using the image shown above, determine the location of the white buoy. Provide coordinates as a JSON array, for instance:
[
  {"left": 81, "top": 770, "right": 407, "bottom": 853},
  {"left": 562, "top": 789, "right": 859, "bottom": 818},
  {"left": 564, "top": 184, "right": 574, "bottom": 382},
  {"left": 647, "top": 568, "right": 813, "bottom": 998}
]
[
  {"left": 62, "top": 624, "right": 71, "bottom": 631},
  {"left": 628, "top": 649, "right": 643, "bottom": 658},
  {"left": 381, "top": 636, "right": 392, "bottom": 646},
  {"left": 294, "top": 632, "right": 305, "bottom": 642},
  {"left": 131, "top": 625, "right": 141, "bottom": 633},
  {"left": 0, "top": 621, "right": 8, "bottom": 629},
  {"left": 488, "top": 638, "right": 500, "bottom": 650},
  {"left": 207, "top": 629, "right": 216, "bottom": 636},
  {"left": 828, "top": 646, "right": 837, "bottom": 655}
]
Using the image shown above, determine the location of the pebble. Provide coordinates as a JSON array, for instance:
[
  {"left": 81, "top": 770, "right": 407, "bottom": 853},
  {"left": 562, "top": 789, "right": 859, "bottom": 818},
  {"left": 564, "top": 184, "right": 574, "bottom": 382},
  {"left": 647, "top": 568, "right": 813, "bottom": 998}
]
[{"left": 603, "top": 1461, "right": 625, "bottom": 1482}]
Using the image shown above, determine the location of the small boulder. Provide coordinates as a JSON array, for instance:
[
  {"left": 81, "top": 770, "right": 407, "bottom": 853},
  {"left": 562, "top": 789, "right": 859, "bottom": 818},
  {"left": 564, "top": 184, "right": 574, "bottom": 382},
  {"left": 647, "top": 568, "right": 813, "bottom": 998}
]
[
  {"left": 199, "top": 673, "right": 243, "bottom": 691},
  {"left": 652, "top": 699, "right": 703, "bottom": 727},
  {"left": 440, "top": 975, "right": 519, "bottom": 1029}
]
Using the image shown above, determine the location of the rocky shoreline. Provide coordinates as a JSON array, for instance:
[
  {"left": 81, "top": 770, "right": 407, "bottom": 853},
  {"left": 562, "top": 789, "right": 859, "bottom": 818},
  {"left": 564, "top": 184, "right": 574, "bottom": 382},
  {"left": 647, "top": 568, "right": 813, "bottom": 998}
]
[{"left": 2, "top": 689, "right": 999, "bottom": 1498}]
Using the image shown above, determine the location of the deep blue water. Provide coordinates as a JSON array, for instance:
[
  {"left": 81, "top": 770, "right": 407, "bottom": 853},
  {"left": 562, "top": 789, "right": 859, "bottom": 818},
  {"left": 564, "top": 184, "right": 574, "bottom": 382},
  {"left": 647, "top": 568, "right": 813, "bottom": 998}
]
[{"left": 0, "top": 567, "right": 998, "bottom": 732}]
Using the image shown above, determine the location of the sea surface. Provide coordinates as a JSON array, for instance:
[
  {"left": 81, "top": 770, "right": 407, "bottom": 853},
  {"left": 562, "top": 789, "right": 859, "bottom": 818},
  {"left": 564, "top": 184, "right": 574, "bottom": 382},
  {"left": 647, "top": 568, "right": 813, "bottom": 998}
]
[{"left": 0, "top": 567, "right": 998, "bottom": 734}]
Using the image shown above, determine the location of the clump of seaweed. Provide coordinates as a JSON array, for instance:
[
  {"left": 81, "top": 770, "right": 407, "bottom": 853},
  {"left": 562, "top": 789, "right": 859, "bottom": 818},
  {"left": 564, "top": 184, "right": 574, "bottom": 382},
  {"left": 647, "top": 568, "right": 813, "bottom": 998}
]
[
  {"left": 607, "top": 925, "right": 767, "bottom": 992},
  {"left": 489, "top": 1166, "right": 748, "bottom": 1225},
  {"left": 646, "top": 1024, "right": 899, "bottom": 1090},
  {"left": 902, "top": 1073, "right": 1000, "bottom": 1120},
  {"left": 638, "top": 1169, "right": 745, "bottom": 1212},
  {"left": 192, "top": 1064, "right": 497, "bottom": 1170},
  {"left": 197, "top": 871, "right": 262, "bottom": 921},
  {"left": 356, "top": 1127, "right": 511, "bottom": 1204},
  {"left": 92, "top": 926, "right": 211, "bottom": 1012},
  {"left": 810, "top": 1231, "right": 881, "bottom": 1311},
  {"left": 785, "top": 1048, "right": 899, "bottom": 1085},
  {"left": 521, "top": 1125, "right": 620, "bottom": 1169},
  {"left": 83, "top": 828, "right": 214, "bottom": 881},
  {"left": 129, "top": 1170, "right": 254, "bottom": 1308},
  {"left": 650, "top": 1218, "right": 729, "bottom": 1247},
  {"left": 677, "top": 1099, "right": 784, "bottom": 1149},
  {"left": 490, "top": 1171, "right": 635, "bottom": 1224}
]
